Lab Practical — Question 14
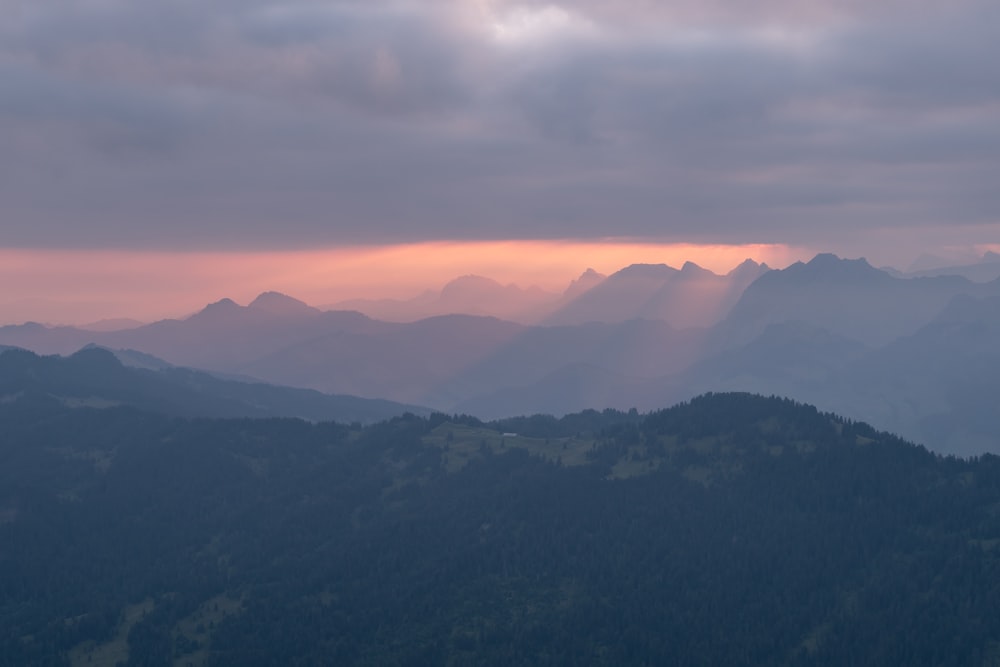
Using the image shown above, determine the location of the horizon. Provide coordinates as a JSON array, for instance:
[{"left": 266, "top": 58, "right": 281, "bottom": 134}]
[
  {"left": 3, "top": 242, "right": 1000, "bottom": 327},
  {"left": 2, "top": 240, "right": 804, "bottom": 326}
]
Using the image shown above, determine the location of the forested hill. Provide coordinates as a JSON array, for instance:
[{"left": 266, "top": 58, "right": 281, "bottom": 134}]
[{"left": 3, "top": 393, "right": 1000, "bottom": 665}]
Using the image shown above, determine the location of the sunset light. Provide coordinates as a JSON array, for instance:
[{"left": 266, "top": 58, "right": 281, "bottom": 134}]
[
  {"left": 4, "top": 2, "right": 1000, "bottom": 662},
  {"left": 0, "top": 241, "right": 805, "bottom": 325}
]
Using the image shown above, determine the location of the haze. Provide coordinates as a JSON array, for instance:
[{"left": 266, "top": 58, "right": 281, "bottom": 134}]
[{"left": 1, "top": 241, "right": 807, "bottom": 325}]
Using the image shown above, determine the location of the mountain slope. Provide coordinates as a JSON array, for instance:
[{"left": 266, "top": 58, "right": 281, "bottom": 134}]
[
  {"left": 715, "top": 253, "right": 1000, "bottom": 348},
  {"left": 833, "top": 294, "right": 1000, "bottom": 454},
  {"left": 0, "top": 347, "right": 428, "bottom": 423},
  {"left": 546, "top": 259, "right": 768, "bottom": 327},
  {"left": 4, "top": 393, "right": 1000, "bottom": 665}
]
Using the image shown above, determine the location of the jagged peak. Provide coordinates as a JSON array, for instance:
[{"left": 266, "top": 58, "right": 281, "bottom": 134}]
[
  {"left": 678, "top": 261, "right": 715, "bottom": 278},
  {"left": 727, "top": 258, "right": 770, "bottom": 278},
  {"left": 566, "top": 268, "right": 606, "bottom": 287},
  {"left": 805, "top": 253, "right": 874, "bottom": 269},
  {"left": 790, "top": 253, "right": 889, "bottom": 281},
  {"left": 562, "top": 268, "right": 607, "bottom": 299}
]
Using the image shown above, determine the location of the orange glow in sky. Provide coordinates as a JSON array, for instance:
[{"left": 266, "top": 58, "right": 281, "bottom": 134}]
[{"left": 0, "top": 241, "right": 809, "bottom": 325}]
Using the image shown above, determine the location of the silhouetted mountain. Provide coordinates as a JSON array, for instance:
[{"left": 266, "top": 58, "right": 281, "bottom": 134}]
[
  {"left": 247, "top": 291, "right": 319, "bottom": 316},
  {"left": 101, "top": 299, "right": 387, "bottom": 372},
  {"left": 545, "top": 263, "right": 679, "bottom": 325},
  {"left": 0, "top": 347, "right": 427, "bottom": 423},
  {"left": 715, "top": 253, "right": 1000, "bottom": 348},
  {"left": 547, "top": 259, "right": 768, "bottom": 327},
  {"left": 562, "top": 267, "right": 606, "bottom": 300}
]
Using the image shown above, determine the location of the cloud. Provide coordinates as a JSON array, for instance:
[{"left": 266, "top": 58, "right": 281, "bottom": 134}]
[{"left": 1, "top": 0, "right": 998, "bottom": 254}]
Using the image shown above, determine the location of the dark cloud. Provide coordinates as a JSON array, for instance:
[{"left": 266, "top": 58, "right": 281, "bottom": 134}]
[{"left": 1, "top": 0, "right": 998, "bottom": 253}]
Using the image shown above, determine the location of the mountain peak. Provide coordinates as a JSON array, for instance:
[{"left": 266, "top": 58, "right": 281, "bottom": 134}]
[
  {"left": 679, "top": 261, "right": 714, "bottom": 278},
  {"left": 440, "top": 275, "right": 508, "bottom": 299},
  {"left": 613, "top": 263, "right": 679, "bottom": 279},
  {"left": 68, "top": 345, "right": 125, "bottom": 370},
  {"left": 563, "top": 268, "right": 607, "bottom": 300},
  {"left": 248, "top": 291, "right": 316, "bottom": 316},
  {"left": 186, "top": 297, "right": 243, "bottom": 323},
  {"left": 792, "top": 254, "right": 889, "bottom": 283},
  {"left": 204, "top": 297, "right": 240, "bottom": 311},
  {"left": 727, "top": 258, "right": 759, "bottom": 274},
  {"left": 807, "top": 252, "right": 843, "bottom": 266}
]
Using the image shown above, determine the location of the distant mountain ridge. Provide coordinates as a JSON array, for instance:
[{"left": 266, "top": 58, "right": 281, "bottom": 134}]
[
  {"left": 328, "top": 260, "right": 767, "bottom": 327},
  {"left": 544, "top": 259, "right": 769, "bottom": 327},
  {"left": 714, "top": 253, "right": 1000, "bottom": 348},
  {"left": 0, "top": 346, "right": 429, "bottom": 423},
  {"left": 4, "top": 253, "right": 1000, "bottom": 454}
]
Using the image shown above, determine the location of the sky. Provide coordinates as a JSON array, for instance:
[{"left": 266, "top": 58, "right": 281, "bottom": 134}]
[{"left": 2, "top": 0, "right": 1000, "bottom": 323}]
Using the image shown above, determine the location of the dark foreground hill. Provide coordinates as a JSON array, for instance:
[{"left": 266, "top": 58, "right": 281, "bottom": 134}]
[{"left": 3, "top": 393, "right": 1000, "bottom": 665}]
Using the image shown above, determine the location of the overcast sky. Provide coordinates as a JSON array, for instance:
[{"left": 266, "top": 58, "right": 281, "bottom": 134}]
[{"left": 3, "top": 0, "right": 999, "bottom": 258}]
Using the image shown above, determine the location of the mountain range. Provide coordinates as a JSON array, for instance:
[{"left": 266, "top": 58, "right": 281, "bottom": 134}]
[
  {"left": 3, "top": 253, "right": 1000, "bottom": 455},
  {"left": 0, "top": 346, "right": 428, "bottom": 423},
  {"left": 327, "top": 259, "right": 768, "bottom": 326}
]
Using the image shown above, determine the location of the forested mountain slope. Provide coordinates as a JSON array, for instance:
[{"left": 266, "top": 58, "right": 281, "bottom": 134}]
[{"left": 3, "top": 393, "right": 1000, "bottom": 665}]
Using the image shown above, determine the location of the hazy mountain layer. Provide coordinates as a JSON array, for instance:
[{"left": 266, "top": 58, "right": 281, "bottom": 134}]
[
  {"left": 714, "top": 253, "right": 1000, "bottom": 348},
  {"left": 0, "top": 346, "right": 428, "bottom": 423},
  {"left": 3, "top": 253, "right": 1000, "bottom": 454},
  {"left": 546, "top": 258, "right": 769, "bottom": 327},
  {"left": 331, "top": 275, "right": 560, "bottom": 324},
  {"left": 326, "top": 260, "right": 765, "bottom": 328}
]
